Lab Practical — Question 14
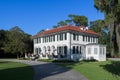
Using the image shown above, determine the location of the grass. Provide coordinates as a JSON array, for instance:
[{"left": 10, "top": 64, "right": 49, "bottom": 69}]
[
  {"left": 56, "top": 60, "right": 120, "bottom": 80},
  {"left": 0, "top": 60, "right": 34, "bottom": 80}
]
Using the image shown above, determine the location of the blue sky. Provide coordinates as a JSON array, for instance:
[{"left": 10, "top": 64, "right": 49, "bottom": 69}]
[{"left": 0, "top": 0, "right": 104, "bottom": 35}]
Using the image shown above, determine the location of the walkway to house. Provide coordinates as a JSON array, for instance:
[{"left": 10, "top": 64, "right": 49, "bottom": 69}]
[{"left": 0, "top": 59, "right": 88, "bottom": 80}]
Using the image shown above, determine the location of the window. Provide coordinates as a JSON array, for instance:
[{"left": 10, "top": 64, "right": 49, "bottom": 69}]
[
  {"left": 88, "top": 36, "right": 90, "bottom": 42},
  {"left": 49, "top": 36, "right": 50, "bottom": 42},
  {"left": 36, "top": 38, "right": 38, "bottom": 43},
  {"left": 77, "top": 35, "right": 79, "bottom": 41},
  {"left": 94, "top": 48, "right": 97, "bottom": 54},
  {"left": 57, "top": 35, "right": 59, "bottom": 41},
  {"left": 94, "top": 38, "right": 96, "bottom": 43},
  {"left": 59, "top": 47, "right": 62, "bottom": 54},
  {"left": 61, "top": 34, "right": 63, "bottom": 40},
  {"left": 73, "top": 33, "right": 76, "bottom": 40},
  {"left": 57, "top": 35, "right": 58, "bottom": 41},
  {"left": 53, "top": 35, "right": 55, "bottom": 41},
  {"left": 59, "top": 34, "right": 62, "bottom": 41},
  {"left": 57, "top": 46, "right": 67, "bottom": 58},
  {"left": 86, "top": 36, "right": 87, "bottom": 42},
  {"left": 51, "top": 36, "right": 53, "bottom": 42},
  {"left": 43, "top": 46, "right": 46, "bottom": 53},
  {"left": 96, "top": 38, "right": 98, "bottom": 43},
  {"left": 76, "top": 46, "right": 79, "bottom": 53},
  {"left": 100, "top": 47, "right": 102, "bottom": 55},
  {"left": 39, "top": 48, "right": 41, "bottom": 54},
  {"left": 57, "top": 47, "right": 59, "bottom": 53},
  {"left": 65, "top": 33, "right": 67, "bottom": 40},
  {"left": 83, "top": 35, "right": 85, "bottom": 41},
  {"left": 43, "top": 37, "right": 44, "bottom": 43},
  {"left": 91, "top": 37, "right": 92, "bottom": 42},
  {"left": 34, "top": 39, "right": 36, "bottom": 44},
  {"left": 58, "top": 34, "right": 60, "bottom": 41},
  {"left": 45, "top": 37, "right": 47, "bottom": 42},
  {"left": 49, "top": 36, "right": 51, "bottom": 42},
  {"left": 79, "top": 46, "right": 81, "bottom": 54},
  {"left": 88, "top": 47, "right": 91, "bottom": 54},
  {"left": 46, "top": 36, "right": 48, "bottom": 42},
  {"left": 103, "top": 48, "right": 105, "bottom": 55},
  {"left": 37, "top": 38, "right": 39, "bottom": 43},
  {"left": 64, "top": 46, "right": 67, "bottom": 55},
  {"left": 60, "top": 34, "right": 62, "bottom": 40},
  {"left": 35, "top": 48, "right": 38, "bottom": 54},
  {"left": 93, "top": 37, "right": 94, "bottom": 42},
  {"left": 39, "top": 38, "right": 41, "bottom": 43},
  {"left": 73, "top": 46, "right": 75, "bottom": 54}
]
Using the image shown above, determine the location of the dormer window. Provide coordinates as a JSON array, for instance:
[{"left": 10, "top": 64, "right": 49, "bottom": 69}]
[{"left": 79, "top": 26, "right": 88, "bottom": 31}]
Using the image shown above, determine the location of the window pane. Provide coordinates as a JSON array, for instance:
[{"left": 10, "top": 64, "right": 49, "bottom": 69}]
[
  {"left": 60, "top": 34, "right": 62, "bottom": 40},
  {"left": 86, "top": 36, "right": 87, "bottom": 42},
  {"left": 39, "top": 48, "right": 41, "bottom": 54},
  {"left": 73, "top": 46, "right": 75, "bottom": 54},
  {"left": 103, "top": 48, "right": 105, "bottom": 55},
  {"left": 93, "top": 37, "right": 95, "bottom": 42},
  {"left": 36, "top": 48, "right": 38, "bottom": 54},
  {"left": 83, "top": 35, "right": 85, "bottom": 41},
  {"left": 57, "top": 35, "right": 58, "bottom": 41},
  {"left": 65, "top": 33, "right": 67, "bottom": 40},
  {"left": 61, "top": 34, "right": 63, "bottom": 40},
  {"left": 94, "top": 48, "right": 97, "bottom": 54},
  {"left": 73, "top": 33, "right": 76, "bottom": 40},
  {"left": 76, "top": 46, "right": 79, "bottom": 53},
  {"left": 79, "top": 46, "right": 81, "bottom": 54},
  {"left": 77, "top": 35, "right": 79, "bottom": 41},
  {"left": 88, "top": 36, "right": 90, "bottom": 42},
  {"left": 88, "top": 47, "right": 91, "bottom": 54},
  {"left": 64, "top": 46, "right": 67, "bottom": 54}
]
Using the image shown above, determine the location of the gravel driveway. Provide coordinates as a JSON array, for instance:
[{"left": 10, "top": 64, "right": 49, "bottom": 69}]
[{"left": 0, "top": 59, "right": 88, "bottom": 80}]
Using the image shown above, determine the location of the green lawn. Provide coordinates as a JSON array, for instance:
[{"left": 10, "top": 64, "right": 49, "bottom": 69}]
[
  {"left": 57, "top": 61, "right": 120, "bottom": 80},
  {"left": 0, "top": 61, "right": 34, "bottom": 80}
]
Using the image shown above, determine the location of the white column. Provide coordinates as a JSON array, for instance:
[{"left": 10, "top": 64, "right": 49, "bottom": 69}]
[{"left": 67, "top": 32, "right": 71, "bottom": 60}]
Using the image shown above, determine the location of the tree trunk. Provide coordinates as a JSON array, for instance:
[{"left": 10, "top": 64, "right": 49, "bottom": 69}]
[
  {"left": 110, "top": 24, "right": 114, "bottom": 57},
  {"left": 110, "top": 22, "right": 119, "bottom": 57},
  {"left": 116, "top": 23, "right": 120, "bottom": 55}
]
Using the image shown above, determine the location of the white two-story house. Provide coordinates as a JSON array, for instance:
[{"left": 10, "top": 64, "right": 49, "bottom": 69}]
[{"left": 33, "top": 25, "right": 106, "bottom": 61}]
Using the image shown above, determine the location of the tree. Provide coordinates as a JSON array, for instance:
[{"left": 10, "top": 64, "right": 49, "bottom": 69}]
[
  {"left": 90, "top": 20, "right": 110, "bottom": 54},
  {"left": 57, "top": 21, "right": 67, "bottom": 27},
  {"left": 10, "top": 26, "right": 24, "bottom": 33},
  {"left": 65, "top": 19, "right": 73, "bottom": 25},
  {"left": 90, "top": 20, "right": 105, "bottom": 32},
  {"left": 0, "top": 30, "right": 8, "bottom": 51},
  {"left": 94, "top": 0, "right": 120, "bottom": 57},
  {"left": 68, "top": 14, "right": 88, "bottom": 26},
  {"left": 52, "top": 14, "right": 88, "bottom": 29},
  {"left": 4, "top": 26, "right": 33, "bottom": 58},
  {"left": 53, "top": 25, "right": 59, "bottom": 28}
]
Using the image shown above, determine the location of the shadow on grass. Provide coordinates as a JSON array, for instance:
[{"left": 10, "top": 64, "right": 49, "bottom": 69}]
[
  {"left": 0, "top": 59, "right": 89, "bottom": 80},
  {"left": 0, "top": 61, "right": 73, "bottom": 80},
  {"left": 0, "top": 66, "right": 33, "bottom": 80},
  {"left": 100, "top": 61, "right": 120, "bottom": 77},
  {"left": 0, "top": 61, "right": 11, "bottom": 64}
]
